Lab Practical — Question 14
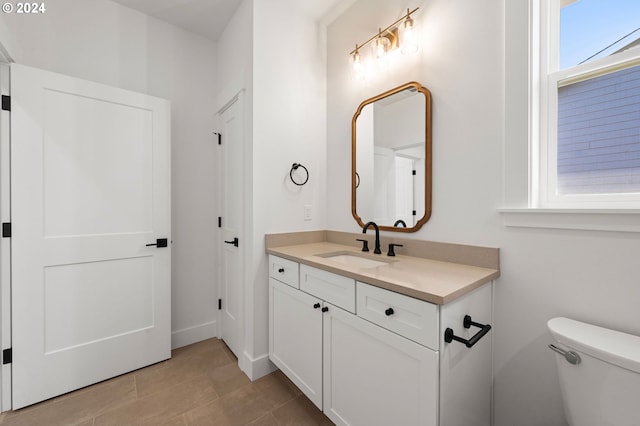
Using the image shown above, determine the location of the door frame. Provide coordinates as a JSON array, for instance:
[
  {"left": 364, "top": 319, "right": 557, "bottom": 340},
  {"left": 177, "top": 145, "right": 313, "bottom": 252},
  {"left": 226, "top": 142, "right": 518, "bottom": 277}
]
[
  {"left": 215, "top": 83, "right": 247, "bottom": 373},
  {"left": 0, "top": 58, "right": 11, "bottom": 412}
]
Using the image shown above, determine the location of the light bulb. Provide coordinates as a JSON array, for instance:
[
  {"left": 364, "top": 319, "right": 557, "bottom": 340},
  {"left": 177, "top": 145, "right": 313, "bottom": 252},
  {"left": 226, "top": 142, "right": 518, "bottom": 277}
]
[
  {"left": 374, "top": 38, "right": 385, "bottom": 58},
  {"left": 353, "top": 52, "right": 361, "bottom": 69},
  {"left": 400, "top": 11, "right": 419, "bottom": 55},
  {"left": 351, "top": 48, "right": 365, "bottom": 81},
  {"left": 372, "top": 28, "right": 390, "bottom": 59}
]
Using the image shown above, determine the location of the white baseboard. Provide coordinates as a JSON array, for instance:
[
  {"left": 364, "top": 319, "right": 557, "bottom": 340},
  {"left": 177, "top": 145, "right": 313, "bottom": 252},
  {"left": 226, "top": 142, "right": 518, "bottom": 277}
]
[
  {"left": 171, "top": 320, "right": 218, "bottom": 350},
  {"left": 239, "top": 351, "right": 277, "bottom": 381}
]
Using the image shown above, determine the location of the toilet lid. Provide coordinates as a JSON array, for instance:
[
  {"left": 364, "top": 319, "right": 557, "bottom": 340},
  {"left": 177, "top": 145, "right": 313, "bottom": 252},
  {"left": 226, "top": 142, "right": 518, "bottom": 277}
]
[{"left": 548, "top": 317, "right": 640, "bottom": 374}]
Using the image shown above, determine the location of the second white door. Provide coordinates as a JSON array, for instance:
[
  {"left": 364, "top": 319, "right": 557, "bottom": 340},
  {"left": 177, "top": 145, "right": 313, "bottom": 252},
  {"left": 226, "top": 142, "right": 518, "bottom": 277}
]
[{"left": 219, "top": 93, "right": 244, "bottom": 358}]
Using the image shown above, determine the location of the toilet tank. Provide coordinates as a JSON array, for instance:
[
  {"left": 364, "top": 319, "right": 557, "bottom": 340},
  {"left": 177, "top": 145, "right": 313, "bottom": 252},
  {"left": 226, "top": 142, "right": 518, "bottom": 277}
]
[{"left": 547, "top": 317, "right": 640, "bottom": 426}]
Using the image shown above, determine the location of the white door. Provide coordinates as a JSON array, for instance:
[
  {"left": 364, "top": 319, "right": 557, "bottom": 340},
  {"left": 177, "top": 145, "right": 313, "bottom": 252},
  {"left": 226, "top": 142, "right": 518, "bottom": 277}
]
[
  {"left": 395, "top": 156, "right": 414, "bottom": 226},
  {"left": 10, "top": 64, "right": 171, "bottom": 409},
  {"left": 218, "top": 93, "right": 244, "bottom": 358},
  {"left": 373, "top": 146, "right": 395, "bottom": 224}
]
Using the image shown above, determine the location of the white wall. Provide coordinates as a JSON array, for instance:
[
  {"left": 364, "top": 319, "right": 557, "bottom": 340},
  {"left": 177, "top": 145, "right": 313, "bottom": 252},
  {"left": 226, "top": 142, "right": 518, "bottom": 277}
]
[
  {"left": 249, "top": 0, "right": 328, "bottom": 375},
  {"left": 217, "top": 0, "right": 253, "bottom": 104},
  {"left": 0, "top": 0, "right": 219, "bottom": 349},
  {"left": 216, "top": 0, "right": 328, "bottom": 378},
  {"left": 327, "top": 1, "right": 640, "bottom": 425},
  {"left": 374, "top": 94, "right": 424, "bottom": 150}
]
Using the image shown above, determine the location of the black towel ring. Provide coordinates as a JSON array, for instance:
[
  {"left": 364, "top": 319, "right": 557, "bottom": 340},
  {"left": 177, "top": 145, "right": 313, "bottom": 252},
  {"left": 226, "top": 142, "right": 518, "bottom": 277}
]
[{"left": 290, "top": 163, "right": 309, "bottom": 186}]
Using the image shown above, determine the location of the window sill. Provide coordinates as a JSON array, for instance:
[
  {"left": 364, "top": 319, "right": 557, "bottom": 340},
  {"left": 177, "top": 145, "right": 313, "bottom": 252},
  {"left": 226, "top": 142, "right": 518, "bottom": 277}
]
[{"left": 497, "top": 208, "right": 640, "bottom": 233}]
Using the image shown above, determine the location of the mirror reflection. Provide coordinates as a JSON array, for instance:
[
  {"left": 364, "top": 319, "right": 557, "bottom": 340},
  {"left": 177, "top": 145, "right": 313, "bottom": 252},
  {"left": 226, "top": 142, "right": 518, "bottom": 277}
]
[{"left": 352, "top": 82, "right": 431, "bottom": 232}]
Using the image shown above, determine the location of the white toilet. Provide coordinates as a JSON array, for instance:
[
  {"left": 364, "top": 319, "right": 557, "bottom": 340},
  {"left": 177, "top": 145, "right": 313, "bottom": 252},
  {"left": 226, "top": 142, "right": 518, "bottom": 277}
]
[{"left": 547, "top": 317, "right": 640, "bottom": 426}]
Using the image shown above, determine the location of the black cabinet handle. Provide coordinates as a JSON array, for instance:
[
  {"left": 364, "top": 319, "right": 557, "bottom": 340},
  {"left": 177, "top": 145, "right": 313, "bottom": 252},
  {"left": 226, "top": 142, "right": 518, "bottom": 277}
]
[
  {"left": 321, "top": 306, "right": 329, "bottom": 313},
  {"left": 313, "top": 303, "right": 321, "bottom": 309},
  {"left": 146, "top": 238, "right": 168, "bottom": 248},
  {"left": 385, "top": 308, "right": 394, "bottom": 316},
  {"left": 444, "top": 315, "right": 491, "bottom": 348},
  {"left": 278, "top": 268, "right": 285, "bottom": 273}
]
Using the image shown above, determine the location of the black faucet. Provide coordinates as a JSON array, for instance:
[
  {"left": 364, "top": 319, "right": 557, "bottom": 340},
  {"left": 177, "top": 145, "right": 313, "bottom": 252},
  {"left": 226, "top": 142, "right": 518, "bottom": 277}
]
[{"left": 362, "top": 222, "right": 381, "bottom": 254}]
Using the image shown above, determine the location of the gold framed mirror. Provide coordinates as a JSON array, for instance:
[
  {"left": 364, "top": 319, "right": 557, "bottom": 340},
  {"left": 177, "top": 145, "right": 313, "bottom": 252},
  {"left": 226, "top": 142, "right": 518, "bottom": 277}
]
[{"left": 351, "top": 81, "right": 432, "bottom": 232}]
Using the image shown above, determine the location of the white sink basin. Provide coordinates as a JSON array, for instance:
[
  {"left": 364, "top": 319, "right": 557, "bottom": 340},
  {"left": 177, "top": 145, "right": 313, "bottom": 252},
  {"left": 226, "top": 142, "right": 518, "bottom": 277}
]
[{"left": 318, "top": 252, "right": 391, "bottom": 268}]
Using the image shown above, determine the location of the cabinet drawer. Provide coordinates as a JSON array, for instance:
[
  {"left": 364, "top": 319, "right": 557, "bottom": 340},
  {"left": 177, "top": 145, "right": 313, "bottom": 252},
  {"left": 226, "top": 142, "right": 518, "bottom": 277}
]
[
  {"left": 300, "top": 265, "right": 355, "bottom": 313},
  {"left": 269, "top": 255, "right": 299, "bottom": 288},
  {"left": 356, "top": 282, "right": 439, "bottom": 350}
]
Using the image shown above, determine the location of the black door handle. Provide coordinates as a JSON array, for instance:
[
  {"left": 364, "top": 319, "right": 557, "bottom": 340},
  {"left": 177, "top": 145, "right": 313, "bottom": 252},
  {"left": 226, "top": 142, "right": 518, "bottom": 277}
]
[
  {"left": 224, "top": 237, "right": 239, "bottom": 247},
  {"left": 146, "top": 238, "right": 168, "bottom": 248}
]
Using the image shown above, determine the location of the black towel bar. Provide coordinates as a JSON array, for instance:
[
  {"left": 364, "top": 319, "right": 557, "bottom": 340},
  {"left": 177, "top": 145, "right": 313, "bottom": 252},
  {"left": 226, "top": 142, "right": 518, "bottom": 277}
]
[{"left": 444, "top": 315, "right": 491, "bottom": 348}]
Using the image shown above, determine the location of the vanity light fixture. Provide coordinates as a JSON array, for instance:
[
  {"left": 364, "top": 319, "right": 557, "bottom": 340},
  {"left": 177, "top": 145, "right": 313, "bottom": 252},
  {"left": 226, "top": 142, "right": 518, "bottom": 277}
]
[{"left": 349, "top": 7, "right": 419, "bottom": 79}]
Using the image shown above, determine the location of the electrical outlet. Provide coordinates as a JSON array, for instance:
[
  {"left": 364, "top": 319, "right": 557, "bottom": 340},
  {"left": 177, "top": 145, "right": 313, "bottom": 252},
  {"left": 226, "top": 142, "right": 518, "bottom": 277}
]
[{"left": 304, "top": 204, "right": 312, "bottom": 221}]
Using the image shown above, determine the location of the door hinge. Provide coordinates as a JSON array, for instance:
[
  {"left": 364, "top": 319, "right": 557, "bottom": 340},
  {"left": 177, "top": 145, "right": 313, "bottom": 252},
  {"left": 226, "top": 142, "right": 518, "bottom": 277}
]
[
  {"left": 412, "top": 170, "right": 416, "bottom": 176},
  {"left": 218, "top": 217, "right": 222, "bottom": 228},
  {"left": 1, "top": 95, "right": 10, "bottom": 111},
  {"left": 412, "top": 210, "right": 417, "bottom": 216},
  {"left": 218, "top": 299, "right": 222, "bottom": 310},
  {"left": 2, "top": 348, "right": 12, "bottom": 365},
  {"left": 214, "top": 132, "right": 221, "bottom": 145},
  {"left": 2, "top": 222, "right": 11, "bottom": 238}
]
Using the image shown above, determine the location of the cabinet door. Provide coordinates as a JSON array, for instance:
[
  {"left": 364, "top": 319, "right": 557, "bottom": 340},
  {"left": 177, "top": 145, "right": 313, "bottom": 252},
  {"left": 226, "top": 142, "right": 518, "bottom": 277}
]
[
  {"left": 323, "top": 305, "right": 438, "bottom": 426},
  {"left": 268, "top": 278, "right": 323, "bottom": 409}
]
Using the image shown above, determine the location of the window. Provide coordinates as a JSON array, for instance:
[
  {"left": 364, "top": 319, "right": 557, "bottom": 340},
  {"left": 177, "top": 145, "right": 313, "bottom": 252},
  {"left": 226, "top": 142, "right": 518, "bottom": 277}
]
[{"left": 536, "top": 0, "right": 640, "bottom": 208}]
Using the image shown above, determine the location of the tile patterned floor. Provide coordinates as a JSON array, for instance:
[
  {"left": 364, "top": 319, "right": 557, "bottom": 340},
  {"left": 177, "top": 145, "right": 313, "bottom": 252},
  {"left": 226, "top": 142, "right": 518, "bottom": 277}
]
[{"left": 0, "top": 338, "right": 334, "bottom": 425}]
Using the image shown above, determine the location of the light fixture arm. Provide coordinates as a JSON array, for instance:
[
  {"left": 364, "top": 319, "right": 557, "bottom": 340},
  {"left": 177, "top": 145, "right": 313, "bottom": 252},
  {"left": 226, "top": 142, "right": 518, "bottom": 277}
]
[{"left": 349, "top": 7, "right": 419, "bottom": 55}]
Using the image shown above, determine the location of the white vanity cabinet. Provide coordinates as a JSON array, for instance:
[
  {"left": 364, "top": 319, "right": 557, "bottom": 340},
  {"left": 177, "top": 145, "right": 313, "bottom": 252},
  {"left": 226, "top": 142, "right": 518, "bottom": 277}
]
[{"left": 268, "top": 254, "right": 493, "bottom": 426}]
